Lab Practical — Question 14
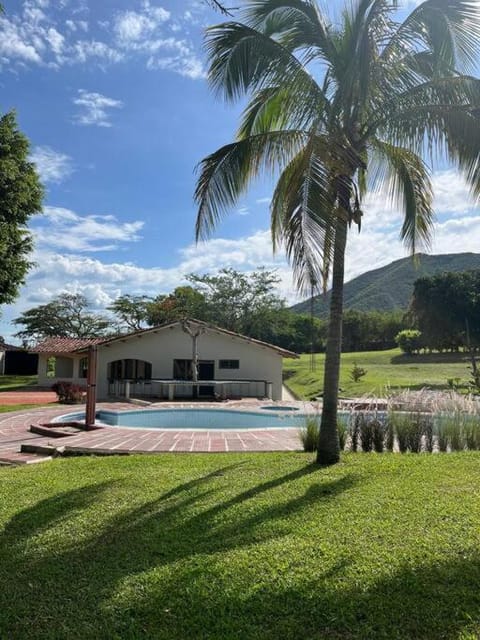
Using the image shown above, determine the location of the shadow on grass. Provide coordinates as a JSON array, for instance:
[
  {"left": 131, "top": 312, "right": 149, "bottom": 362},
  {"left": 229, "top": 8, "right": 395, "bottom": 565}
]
[
  {"left": 390, "top": 352, "right": 468, "bottom": 365},
  {"left": 2, "top": 462, "right": 478, "bottom": 639}
]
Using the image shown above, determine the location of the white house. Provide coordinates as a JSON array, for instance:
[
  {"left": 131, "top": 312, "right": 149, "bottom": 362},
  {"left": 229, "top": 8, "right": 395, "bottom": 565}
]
[{"left": 33, "top": 320, "right": 298, "bottom": 401}]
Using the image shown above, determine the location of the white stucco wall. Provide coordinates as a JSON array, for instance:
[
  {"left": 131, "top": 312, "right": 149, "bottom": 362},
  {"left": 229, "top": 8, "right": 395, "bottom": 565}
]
[
  {"left": 37, "top": 353, "right": 86, "bottom": 388},
  {"left": 95, "top": 325, "right": 285, "bottom": 400}
]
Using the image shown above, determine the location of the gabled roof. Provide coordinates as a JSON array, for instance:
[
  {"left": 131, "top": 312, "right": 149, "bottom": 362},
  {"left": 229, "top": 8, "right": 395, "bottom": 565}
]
[
  {"left": 32, "top": 337, "right": 105, "bottom": 354},
  {"left": 0, "top": 342, "right": 24, "bottom": 352},
  {"left": 92, "top": 319, "right": 299, "bottom": 358},
  {"left": 55, "top": 319, "right": 298, "bottom": 359}
]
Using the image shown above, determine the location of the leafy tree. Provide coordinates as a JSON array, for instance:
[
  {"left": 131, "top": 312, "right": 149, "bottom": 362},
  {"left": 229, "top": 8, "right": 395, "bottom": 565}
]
[
  {"left": 0, "top": 111, "right": 43, "bottom": 306},
  {"left": 195, "top": 0, "right": 480, "bottom": 464},
  {"left": 409, "top": 271, "right": 480, "bottom": 351},
  {"left": 13, "top": 293, "right": 112, "bottom": 342},
  {"left": 107, "top": 294, "right": 152, "bottom": 332},
  {"left": 395, "top": 329, "right": 423, "bottom": 354},
  {"left": 186, "top": 268, "right": 284, "bottom": 335},
  {"left": 342, "top": 309, "right": 404, "bottom": 352},
  {"left": 146, "top": 286, "right": 208, "bottom": 326},
  {"left": 205, "top": 0, "right": 233, "bottom": 14}
]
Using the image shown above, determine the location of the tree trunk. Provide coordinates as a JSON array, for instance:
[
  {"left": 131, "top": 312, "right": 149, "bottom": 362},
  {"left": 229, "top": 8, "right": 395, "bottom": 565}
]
[{"left": 316, "top": 217, "right": 348, "bottom": 465}]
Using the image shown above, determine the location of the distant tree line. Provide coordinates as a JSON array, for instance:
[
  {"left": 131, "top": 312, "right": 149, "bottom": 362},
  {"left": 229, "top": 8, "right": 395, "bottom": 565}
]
[
  {"left": 16, "top": 268, "right": 479, "bottom": 355},
  {"left": 13, "top": 268, "right": 405, "bottom": 353},
  {"left": 404, "top": 271, "right": 480, "bottom": 353}
]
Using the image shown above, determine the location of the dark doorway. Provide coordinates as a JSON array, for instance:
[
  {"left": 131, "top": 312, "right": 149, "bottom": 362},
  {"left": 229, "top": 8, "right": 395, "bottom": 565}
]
[
  {"left": 4, "top": 351, "right": 38, "bottom": 376},
  {"left": 198, "top": 360, "right": 214, "bottom": 397}
]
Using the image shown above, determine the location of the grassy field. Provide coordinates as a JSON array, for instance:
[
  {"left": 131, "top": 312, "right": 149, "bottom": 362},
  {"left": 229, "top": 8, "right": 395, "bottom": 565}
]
[
  {"left": 1, "top": 453, "right": 480, "bottom": 639},
  {"left": 284, "top": 348, "right": 472, "bottom": 399},
  {"left": 0, "top": 375, "right": 37, "bottom": 391}
]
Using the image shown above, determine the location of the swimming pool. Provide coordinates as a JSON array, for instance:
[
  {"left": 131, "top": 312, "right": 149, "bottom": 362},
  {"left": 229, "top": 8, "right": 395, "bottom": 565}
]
[{"left": 56, "top": 407, "right": 322, "bottom": 430}]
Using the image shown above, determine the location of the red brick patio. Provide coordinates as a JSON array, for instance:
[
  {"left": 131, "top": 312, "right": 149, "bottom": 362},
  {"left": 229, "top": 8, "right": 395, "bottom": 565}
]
[{"left": 0, "top": 402, "right": 305, "bottom": 464}]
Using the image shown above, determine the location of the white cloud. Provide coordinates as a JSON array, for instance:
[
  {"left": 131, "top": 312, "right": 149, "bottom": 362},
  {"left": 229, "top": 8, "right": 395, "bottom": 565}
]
[
  {"left": 431, "top": 169, "right": 478, "bottom": 215},
  {"left": 2, "top": 162, "right": 479, "bottom": 340},
  {"left": 71, "top": 40, "right": 123, "bottom": 65},
  {"left": 0, "top": 1, "right": 204, "bottom": 79},
  {"left": 30, "top": 146, "right": 73, "bottom": 183},
  {"left": 146, "top": 49, "right": 205, "bottom": 79},
  {"left": 114, "top": 3, "right": 170, "bottom": 46},
  {"left": 113, "top": 3, "right": 205, "bottom": 80},
  {"left": 33, "top": 206, "right": 144, "bottom": 252},
  {"left": 72, "top": 89, "right": 123, "bottom": 127}
]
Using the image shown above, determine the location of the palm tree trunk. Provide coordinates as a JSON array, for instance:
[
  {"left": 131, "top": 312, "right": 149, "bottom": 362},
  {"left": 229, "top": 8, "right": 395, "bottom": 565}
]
[{"left": 316, "top": 216, "right": 348, "bottom": 465}]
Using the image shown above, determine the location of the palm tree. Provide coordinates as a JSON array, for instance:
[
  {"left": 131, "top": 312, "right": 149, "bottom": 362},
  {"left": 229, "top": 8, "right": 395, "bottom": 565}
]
[{"left": 195, "top": 0, "right": 480, "bottom": 465}]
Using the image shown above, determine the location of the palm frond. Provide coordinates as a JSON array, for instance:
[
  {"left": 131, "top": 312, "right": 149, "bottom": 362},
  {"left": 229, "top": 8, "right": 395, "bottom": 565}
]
[
  {"left": 369, "top": 139, "right": 434, "bottom": 253},
  {"left": 195, "top": 130, "right": 308, "bottom": 240},
  {"left": 371, "top": 75, "right": 480, "bottom": 148},
  {"left": 237, "top": 82, "right": 329, "bottom": 138},
  {"left": 270, "top": 137, "right": 337, "bottom": 294},
  {"left": 205, "top": 21, "right": 324, "bottom": 103},
  {"left": 382, "top": 0, "right": 480, "bottom": 74},
  {"left": 241, "top": 0, "right": 339, "bottom": 66}
]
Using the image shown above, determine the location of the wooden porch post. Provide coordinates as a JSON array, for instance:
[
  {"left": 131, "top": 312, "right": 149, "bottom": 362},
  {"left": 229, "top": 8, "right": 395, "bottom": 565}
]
[{"left": 85, "top": 345, "right": 97, "bottom": 428}]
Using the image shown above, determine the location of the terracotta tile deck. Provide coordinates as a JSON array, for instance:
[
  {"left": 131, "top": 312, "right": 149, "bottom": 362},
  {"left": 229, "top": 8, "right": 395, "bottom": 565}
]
[{"left": 0, "top": 401, "right": 307, "bottom": 464}]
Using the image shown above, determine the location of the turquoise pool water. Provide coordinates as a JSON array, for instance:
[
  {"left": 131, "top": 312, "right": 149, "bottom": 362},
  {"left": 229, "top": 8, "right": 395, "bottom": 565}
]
[{"left": 57, "top": 407, "right": 322, "bottom": 430}]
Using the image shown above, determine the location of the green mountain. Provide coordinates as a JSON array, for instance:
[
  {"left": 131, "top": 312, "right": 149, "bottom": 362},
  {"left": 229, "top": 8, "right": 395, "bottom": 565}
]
[{"left": 290, "top": 252, "right": 480, "bottom": 316}]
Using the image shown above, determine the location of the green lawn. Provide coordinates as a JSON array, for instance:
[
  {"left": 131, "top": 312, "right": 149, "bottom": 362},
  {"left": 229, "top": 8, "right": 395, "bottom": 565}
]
[
  {"left": 0, "top": 375, "right": 38, "bottom": 391},
  {"left": 0, "top": 404, "right": 50, "bottom": 413},
  {"left": 284, "top": 348, "right": 472, "bottom": 399},
  {"left": 1, "top": 453, "right": 480, "bottom": 639}
]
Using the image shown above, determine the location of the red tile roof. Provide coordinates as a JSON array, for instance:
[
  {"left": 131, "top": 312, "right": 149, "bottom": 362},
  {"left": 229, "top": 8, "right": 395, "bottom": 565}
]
[
  {"left": 30, "top": 320, "right": 299, "bottom": 359},
  {"left": 32, "top": 337, "right": 104, "bottom": 353}
]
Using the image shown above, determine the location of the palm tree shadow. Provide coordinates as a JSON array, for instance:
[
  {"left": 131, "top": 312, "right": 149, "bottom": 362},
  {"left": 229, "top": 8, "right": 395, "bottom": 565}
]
[
  {"left": 121, "top": 552, "right": 480, "bottom": 639},
  {"left": 0, "top": 462, "right": 357, "bottom": 637}
]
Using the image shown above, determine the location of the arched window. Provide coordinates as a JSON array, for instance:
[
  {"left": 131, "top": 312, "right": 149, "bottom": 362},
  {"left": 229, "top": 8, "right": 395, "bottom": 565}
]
[{"left": 107, "top": 359, "right": 152, "bottom": 381}]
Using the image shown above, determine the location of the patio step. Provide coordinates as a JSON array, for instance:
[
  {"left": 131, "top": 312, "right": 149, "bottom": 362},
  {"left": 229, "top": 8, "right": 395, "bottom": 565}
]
[{"left": 0, "top": 451, "right": 52, "bottom": 465}]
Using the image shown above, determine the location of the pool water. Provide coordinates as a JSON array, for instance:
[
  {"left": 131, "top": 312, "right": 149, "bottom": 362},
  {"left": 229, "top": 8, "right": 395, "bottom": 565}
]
[{"left": 57, "top": 407, "right": 323, "bottom": 430}]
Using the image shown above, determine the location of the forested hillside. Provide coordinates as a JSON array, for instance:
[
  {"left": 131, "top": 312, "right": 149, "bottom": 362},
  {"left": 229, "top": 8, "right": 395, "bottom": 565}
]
[{"left": 291, "top": 253, "right": 480, "bottom": 316}]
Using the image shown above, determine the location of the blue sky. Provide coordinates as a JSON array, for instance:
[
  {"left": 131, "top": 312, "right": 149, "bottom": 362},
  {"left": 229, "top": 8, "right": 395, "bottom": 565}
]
[{"left": 0, "top": 0, "right": 479, "bottom": 342}]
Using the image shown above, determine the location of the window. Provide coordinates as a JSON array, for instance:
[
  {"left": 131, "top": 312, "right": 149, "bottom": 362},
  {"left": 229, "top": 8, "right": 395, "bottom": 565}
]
[
  {"left": 79, "top": 357, "right": 88, "bottom": 378},
  {"left": 219, "top": 359, "right": 239, "bottom": 370},
  {"left": 173, "top": 359, "right": 192, "bottom": 380},
  {"left": 107, "top": 359, "right": 152, "bottom": 381}
]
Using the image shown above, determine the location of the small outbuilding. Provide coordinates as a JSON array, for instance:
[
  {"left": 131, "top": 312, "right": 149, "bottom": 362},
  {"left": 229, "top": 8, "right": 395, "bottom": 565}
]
[
  {"left": 0, "top": 341, "right": 38, "bottom": 376},
  {"left": 32, "top": 320, "right": 298, "bottom": 401}
]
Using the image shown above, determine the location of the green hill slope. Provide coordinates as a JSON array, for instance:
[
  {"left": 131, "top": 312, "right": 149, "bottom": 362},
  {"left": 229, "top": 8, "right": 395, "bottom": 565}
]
[{"left": 291, "top": 252, "right": 480, "bottom": 316}]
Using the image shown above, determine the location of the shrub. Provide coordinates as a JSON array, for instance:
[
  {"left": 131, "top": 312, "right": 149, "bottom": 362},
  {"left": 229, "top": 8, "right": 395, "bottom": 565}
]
[
  {"left": 385, "top": 419, "right": 395, "bottom": 452},
  {"left": 357, "top": 413, "right": 374, "bottom": 452},
  {"left": 406, "top": 413, "right": 425, "bottom": 453},
  {"left": 464, "top": 417, "right": 480, "bottom": 450},
  {"left": 395, "top": 329, "right": 423, "bottom": 354},
  {"left": 372, "top": 419, "right": 385, "bottom": 453},
  {"left": 424, "top": 416, "right": 434, "bottom": 453},
  {"left": 392, "top": 413, "right": 410, "bottom": 453},
  {"left": 337, "top": 416, "right": 348, "bottom": 451},
  {"left": 351, "top": 415, "right": 360, "bottom": 452},
  {"left": 446, "top": 377, "right": 462, "bottom": 390},
  {"left": 435, "top": 412, "right": 467, "bottom": 452},
  {"left": 51, "top": 381, "right": 86, "bottom": 404},
  {"left": 300, "top": 415, "right": 348, "bottom": 452},
  {"left": 300, "top": 417, "right": 319, "bottom": 452},
  {"left": 349, "top": 362, "right": 367, "bottom": 383}
]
